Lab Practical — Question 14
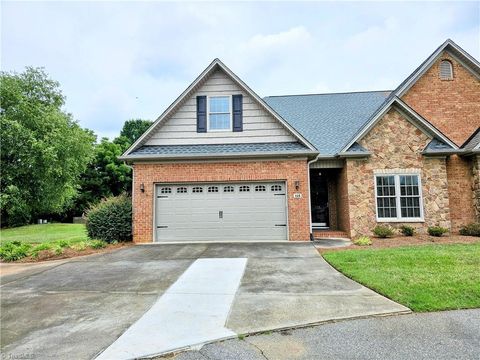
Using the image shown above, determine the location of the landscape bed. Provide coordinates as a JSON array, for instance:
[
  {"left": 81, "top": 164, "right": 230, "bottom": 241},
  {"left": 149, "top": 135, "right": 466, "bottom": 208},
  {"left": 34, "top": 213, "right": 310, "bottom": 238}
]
[{"left": 323, "top": 242, "right": 480, "bottom": 312}]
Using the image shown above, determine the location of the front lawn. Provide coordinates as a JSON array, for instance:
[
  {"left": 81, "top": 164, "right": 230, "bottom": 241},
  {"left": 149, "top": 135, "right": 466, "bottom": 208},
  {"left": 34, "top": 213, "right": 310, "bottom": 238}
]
[
  {"left": 0, "top": 223, "right": 88, "bottom": 244},
  {"left": 0, "top": 224, "right": 126, "bottom": 262},
  {"left": 323, "top": 243, "right": 480, "bottom": 312}
]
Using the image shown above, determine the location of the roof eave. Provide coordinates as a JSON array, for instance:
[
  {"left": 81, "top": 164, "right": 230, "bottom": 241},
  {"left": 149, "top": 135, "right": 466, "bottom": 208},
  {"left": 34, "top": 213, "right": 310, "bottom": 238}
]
[
  {"left": 421, "top": 149, "right": 464, "bottom": 156},
  {"left": 119, "top": 150, "right": 319, "bottom": 162},
  {"left": 336, "top": 152, "right": 371, "bottom": 159}
]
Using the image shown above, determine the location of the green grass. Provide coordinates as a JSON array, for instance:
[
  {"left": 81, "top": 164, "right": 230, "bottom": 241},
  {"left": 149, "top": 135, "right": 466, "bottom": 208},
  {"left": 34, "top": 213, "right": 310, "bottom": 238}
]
[
  {"left": 323, "top": 243, "right": 480, "bottom": 312},
  {"left": 0, "top": 223, "right": 88, "bottom": 244}
]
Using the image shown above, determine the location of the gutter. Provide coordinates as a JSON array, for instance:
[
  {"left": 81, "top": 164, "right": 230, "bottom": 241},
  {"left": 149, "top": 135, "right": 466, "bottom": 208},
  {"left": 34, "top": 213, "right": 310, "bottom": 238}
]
[
  {"left": 421, "top": 149, "right": 464, "bottom": 156},
  {"left": 119, "top": 150, "right": 319, "bottom": 162},
  {"left": 336, "top": 152, "right": 371, "bottom": 158}
]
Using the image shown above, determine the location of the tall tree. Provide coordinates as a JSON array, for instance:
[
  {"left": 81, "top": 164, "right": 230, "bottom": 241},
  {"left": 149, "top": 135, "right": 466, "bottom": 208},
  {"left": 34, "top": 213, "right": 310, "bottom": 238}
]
[
  {"left": 0, "top": 67, "right": 96, "bottom": 227},
  {"left": 118, "top": 119, "right": 152, "bottom": 146}
]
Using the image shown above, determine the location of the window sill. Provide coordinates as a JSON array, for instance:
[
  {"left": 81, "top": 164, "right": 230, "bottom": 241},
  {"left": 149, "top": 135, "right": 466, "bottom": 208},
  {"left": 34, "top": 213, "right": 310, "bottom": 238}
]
[{"left": 376, "top": 218, "right": 425, "bottom": 223}]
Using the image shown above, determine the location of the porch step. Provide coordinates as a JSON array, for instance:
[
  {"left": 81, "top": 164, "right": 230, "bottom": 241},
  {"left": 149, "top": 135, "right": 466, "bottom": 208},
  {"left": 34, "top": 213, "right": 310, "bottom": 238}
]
[{"left": 313, "top": 230, "right": 350, "bottom": 239}]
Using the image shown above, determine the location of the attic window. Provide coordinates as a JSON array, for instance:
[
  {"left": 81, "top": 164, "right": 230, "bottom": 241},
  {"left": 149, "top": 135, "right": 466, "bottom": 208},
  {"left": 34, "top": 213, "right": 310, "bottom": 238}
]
[
  {"left": 208, "top": 96, "right": 231, "bottom": 131},
  {"left": 439, "top": 60, "right": 453, "bottom": 80}
]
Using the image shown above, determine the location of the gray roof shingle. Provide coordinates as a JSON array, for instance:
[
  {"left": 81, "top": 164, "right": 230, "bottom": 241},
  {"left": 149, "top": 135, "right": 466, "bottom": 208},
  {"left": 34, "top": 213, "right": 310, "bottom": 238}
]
[
  {"left": 129, "top": 142, "right": 313, "bottom": 157},
  {"left": 264, "top": 91, "right": 391, "bottom": 155},
  {"left": 423, "top": 138, "right": 456, "bottom": 153},
  {"left": 462, "top": 128, "right": 480, "bottom": 150}
]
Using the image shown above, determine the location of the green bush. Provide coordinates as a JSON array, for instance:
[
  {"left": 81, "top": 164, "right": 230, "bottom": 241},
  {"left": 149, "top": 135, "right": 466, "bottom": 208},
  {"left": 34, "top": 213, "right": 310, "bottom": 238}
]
[
  {"left": 56, "top": 239, "right": 70, "bottom": 248},
  {"left": 400, "top": 225, "right": 415, "bottom": 237},
  {"left": 30, "top": 243, "right": 53, "bottom": 258},
  {"left": 428, "top": 226, "right": 448, "bottom": 237},
  {"left": 86, "top": 194, "right": 132, "bottom": 243},
  {"left": 88, "top": 240, "right": 107, "bottom": 249},
  {"left": 459, "top": 223, "right": 480, "bottom": 237},
  {"left": 71, "top": 242, "right": 87, "bottom": 251},
  {"left": 353, "top": 236, "right": 372, "bottom": 246},
  {"left": 373, "top": 225, "right": 395, "bottom": 238},
  {"left": 0, "top": 241, "right": 31, "bottom": 261}
]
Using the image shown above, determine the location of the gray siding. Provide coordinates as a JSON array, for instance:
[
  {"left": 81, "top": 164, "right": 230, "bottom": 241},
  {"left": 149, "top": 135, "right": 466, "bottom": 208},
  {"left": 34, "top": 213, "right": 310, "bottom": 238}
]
[{"left": 145, "top": 70, "right": 297, "bottom": 145}]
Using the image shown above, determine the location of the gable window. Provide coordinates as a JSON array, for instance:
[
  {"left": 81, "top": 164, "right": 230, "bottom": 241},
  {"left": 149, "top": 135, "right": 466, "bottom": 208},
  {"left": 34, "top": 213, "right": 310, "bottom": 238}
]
[
  {"left": 375, "top": 174, "right": 423, "bottom": 221},
  {"left": 208, "top": 96, "right": 231, "bottom": 131},
  {"left": 439, "top": 60, "right": 453, "bottom": 80}
]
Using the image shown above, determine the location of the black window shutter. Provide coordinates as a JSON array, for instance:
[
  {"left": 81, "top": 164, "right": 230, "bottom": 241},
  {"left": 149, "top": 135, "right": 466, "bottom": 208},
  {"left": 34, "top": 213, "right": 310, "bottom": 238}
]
[
  {"left": 196, "top": 96, "right": 207, "bottom": 133},
  {"left": 232, "top": 94, "right": 243, "bottom": 132}
]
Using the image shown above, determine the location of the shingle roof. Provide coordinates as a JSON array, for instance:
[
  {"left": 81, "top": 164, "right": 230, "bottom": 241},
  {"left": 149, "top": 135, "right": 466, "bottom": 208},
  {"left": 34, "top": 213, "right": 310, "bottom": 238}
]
[
  {"left": 462, "top": 128, "right": 480, "bottom": 150},
  {"left": 423, "top": 138, "right": 456, "bottom": 154},
  {"left": 264, "top": 91, "right": 391, "bottom": 155},
  {"left": 128, "top": 142, "right": 313, "bottom": 157}
]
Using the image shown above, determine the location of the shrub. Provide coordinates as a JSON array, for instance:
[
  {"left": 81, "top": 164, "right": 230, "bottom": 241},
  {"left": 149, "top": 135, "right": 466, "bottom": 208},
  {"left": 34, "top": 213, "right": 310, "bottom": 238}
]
[
  {"left": 86, "top": 194, "right": 132, "bottom": 243},
  {"left": 428, "top": 226, "right": 448, "bottom": 237},
  {"left": 459, "top": 223, "right": 480, "bottom": 237},
  {"left": 400, "top": 225, "right": 415, "bottom": 237},
  {"left": 0, "top": 241, "right": 31, "bottom": 261},
  {"left": 56, "top": 239, "right": 70, "bottom": 248},
  {"left": 373, "top": 225, "right": 395, "bottom": 238},
  {"left": 88, "top": 240, "right": 107, "bottom": 249},
  {"left": 353, "top": 236, "right": 372, "bottom": 246},
  {"left": 71, "top": 242, "right": 87, "bottom": 251},
  {"left": 30, "top": 243, "right": 53, "bottom": 258}
]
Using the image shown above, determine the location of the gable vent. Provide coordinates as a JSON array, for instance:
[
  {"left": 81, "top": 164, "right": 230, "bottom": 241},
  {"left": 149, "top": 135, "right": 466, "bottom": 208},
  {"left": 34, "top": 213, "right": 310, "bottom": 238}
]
[{"left": 439, "top": 60, "right": 453, "bottom": 80}]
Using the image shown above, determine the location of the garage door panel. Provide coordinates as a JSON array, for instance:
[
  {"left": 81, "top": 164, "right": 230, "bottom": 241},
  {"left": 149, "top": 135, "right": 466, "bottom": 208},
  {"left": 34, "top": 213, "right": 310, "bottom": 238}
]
[{"left": 155, "top": 182, "right": 287, "bottom": 242}]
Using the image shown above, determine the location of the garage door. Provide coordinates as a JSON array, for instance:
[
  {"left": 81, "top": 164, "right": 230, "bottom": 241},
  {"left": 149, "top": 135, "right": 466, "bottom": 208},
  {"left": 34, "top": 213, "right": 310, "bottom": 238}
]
[{"left": 154, "top": 182, "right": 287, "bottom": 242}]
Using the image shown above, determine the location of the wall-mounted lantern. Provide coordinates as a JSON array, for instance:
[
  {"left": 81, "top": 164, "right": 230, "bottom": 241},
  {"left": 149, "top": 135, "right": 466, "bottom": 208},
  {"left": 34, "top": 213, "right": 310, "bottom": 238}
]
[
  {"left": 294, "top": 180, "right": 300, "bottom": 191},
  {"left": 140, "top": 183, "right": 145, "bottom": 193}
]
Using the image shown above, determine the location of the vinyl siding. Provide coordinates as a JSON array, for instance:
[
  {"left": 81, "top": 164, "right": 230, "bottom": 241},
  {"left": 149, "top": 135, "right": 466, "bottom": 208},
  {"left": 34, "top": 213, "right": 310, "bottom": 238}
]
[{"left": 145, "top": 69, "right": 297, "bottom": 145}]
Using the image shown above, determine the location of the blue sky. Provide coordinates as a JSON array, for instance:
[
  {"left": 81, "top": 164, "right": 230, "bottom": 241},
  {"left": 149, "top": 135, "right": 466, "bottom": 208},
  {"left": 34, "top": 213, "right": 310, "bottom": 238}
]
[{"left": 2, "top": 1, "right": 479, "bottom": 139}]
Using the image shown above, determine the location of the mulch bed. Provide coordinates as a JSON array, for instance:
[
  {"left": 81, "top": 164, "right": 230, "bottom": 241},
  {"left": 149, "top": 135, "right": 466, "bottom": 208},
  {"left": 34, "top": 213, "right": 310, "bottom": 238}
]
[
  {"left": 15, "top": 242, "right": 133, "bottom": 263},
  {"left": 319, "top": 235, "right": 480, "bottom": 254}
]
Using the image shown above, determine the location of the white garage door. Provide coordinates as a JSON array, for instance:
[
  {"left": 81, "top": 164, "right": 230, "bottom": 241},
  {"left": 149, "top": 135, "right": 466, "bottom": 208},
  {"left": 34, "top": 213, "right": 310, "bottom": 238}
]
[{"left": 154, "top": 182, "right": 287, "bottom": 242}]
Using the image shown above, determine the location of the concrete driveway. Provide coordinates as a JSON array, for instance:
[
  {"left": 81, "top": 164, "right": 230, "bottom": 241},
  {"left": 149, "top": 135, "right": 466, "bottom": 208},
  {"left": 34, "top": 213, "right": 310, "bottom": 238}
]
[{"left": 1, "top": 243, "right": 409, "bottom": 359}]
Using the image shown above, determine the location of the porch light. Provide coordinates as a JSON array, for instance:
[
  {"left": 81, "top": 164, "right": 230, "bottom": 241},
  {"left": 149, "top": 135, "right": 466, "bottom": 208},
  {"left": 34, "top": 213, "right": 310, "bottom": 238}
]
[
  {"left": 140, "top": 183, "right": 145, "bottom": 193},
  {"left": 294, "top": 180, "right": 300, "bottom": 190}
]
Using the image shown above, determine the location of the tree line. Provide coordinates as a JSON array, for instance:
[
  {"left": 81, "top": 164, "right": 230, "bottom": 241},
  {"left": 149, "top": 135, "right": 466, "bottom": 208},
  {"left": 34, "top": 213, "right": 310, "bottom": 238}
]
[{"left": 0, "top": 67, "right": 152, "bottom": 227}]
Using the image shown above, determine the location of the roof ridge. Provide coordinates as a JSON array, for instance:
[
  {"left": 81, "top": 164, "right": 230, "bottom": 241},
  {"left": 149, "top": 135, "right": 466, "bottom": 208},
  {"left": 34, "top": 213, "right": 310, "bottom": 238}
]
[{"left": 264, "top": 90, "right": 392, "bottom": 98}]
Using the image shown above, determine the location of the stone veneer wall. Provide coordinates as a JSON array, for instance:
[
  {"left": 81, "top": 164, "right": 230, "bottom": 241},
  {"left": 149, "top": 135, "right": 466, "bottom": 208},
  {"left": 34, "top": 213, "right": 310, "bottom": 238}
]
[
  {"left": 345, "top": 108, "right": 451, "bottom": 238},
  {"left": 473, "top": 155, "right": 480, "bottom": 221}
]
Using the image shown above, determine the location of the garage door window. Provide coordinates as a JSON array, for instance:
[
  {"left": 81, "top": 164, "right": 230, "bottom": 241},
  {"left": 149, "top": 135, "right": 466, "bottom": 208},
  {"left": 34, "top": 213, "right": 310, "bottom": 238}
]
[
  {"left": 160, "top": 187, "right": 172, "bottom": 194},
  {"left": 208, "top": 186, "right": 219, "bottom": 193},
  {"left": 223, "top": 186, "right": 234, "bottom": 192},
  {"left": 176, "top": 187, "right": 187, "bottom": 194},
  {"left": 271, "top": 185, "right": 282, "bottom": 192},
  {"left": 255, "top": 185, "right": 266, "bottom": 192},
  {"left": 192, "top": 187, "right": 203, "bottom": 193},
  {"left": 239, "top": 185, "right": 250, "bottom": 192}
]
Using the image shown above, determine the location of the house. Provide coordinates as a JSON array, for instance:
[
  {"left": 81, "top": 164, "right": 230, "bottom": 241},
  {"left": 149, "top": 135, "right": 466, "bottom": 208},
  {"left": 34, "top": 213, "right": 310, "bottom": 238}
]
[{"left": 120, "top": 39, "right": 480, "bottom": 243}]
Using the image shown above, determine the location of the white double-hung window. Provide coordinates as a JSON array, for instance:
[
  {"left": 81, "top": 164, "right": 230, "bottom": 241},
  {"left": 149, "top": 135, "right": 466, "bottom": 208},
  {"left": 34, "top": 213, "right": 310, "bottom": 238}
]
[
  {"left": 208, "top": 96, "right": 231, "bottom": 131},
  {"left": 375, "top": 174, "right": 424, "bottom": 222}
]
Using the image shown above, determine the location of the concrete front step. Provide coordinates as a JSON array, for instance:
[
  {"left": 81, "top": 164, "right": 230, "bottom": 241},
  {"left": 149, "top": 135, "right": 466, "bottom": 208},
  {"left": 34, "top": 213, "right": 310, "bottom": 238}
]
[{"left": 313, "top": 230, "right": 350, "bottom": 239}]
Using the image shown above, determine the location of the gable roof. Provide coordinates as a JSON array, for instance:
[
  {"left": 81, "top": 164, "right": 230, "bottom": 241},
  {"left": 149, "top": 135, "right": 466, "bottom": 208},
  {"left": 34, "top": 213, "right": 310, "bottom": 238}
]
[
  {"left": 339, "top": 96, "right": 458, "bottom": 153},
  {"left": 461, "top": 127, "right": 480, "bottom": 154},
  {"left": 392, "top": 39, "right": 480, "bottom": 98},
  {"left": 264, "top": 91, "right": 390, "bottom": 155},
  {"left": 122, "top": 59, "right": 316, "bottom": 158}
]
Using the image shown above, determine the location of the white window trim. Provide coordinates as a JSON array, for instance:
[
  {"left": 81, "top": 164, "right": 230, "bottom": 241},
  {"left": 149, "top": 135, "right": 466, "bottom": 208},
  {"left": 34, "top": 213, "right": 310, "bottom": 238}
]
[
  {"left": 207, "top": 95, "right": 232, "bottom": 132},
  {"left": 374, "top": 174, "right": 425, "bottom": 223}
]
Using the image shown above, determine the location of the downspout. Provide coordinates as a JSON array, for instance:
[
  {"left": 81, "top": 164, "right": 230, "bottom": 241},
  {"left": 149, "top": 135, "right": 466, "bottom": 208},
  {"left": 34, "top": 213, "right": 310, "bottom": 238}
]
[{"left": 307, "top": 154, "right": 321, "bottom": 241}]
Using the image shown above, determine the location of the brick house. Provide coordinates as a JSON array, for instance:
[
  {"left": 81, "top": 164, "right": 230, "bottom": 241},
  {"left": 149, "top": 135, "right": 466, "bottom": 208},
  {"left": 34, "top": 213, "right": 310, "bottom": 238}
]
[{"left": 121, "top": 39, "right": 480, "bottom": 243}]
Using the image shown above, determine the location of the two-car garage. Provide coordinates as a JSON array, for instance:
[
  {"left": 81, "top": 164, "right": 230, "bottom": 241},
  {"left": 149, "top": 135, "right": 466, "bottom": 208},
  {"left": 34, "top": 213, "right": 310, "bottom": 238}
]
[{"left": 154, "top": 182, "right": 288, "bottom": 242}]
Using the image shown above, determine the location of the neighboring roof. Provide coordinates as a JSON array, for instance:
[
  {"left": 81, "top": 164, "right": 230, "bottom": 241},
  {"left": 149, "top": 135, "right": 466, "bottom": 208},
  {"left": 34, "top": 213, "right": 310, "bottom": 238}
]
[
  {"left": 122, "top": 59, "right": 316, "bottom": 159},
  {"left": 338, "top": 142, "right": 371, "bottom": 158},
  {"left": 120, "top": 142, "right": 315, "bottom": 160},
  {"left": 422, "top": 138, "right": 461, "bottom": 156},
  {"left": 461, "top": 128, "right": 480, "bottom": 151},
  {"left": 264, "top": 91, "right": 390, "bottom": 155}
]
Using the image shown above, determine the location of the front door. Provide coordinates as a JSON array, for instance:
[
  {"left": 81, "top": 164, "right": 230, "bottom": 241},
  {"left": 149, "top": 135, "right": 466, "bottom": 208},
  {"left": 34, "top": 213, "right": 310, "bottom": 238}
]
[{"left": 310, "top": 170, "right": 329, "bottom": 228}]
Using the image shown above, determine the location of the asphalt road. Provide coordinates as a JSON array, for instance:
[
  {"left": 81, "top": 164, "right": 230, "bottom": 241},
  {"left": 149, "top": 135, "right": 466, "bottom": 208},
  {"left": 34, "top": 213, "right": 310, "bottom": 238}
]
[{"left": 165, "top": 309, "right": 480, "bottom": 360}]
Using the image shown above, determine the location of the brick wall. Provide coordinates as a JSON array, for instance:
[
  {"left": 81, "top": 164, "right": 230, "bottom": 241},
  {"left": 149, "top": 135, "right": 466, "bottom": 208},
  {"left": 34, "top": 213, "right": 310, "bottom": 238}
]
[
  {"left": 346, "top": 108, "right": 451, "bottom": 238},
  {"left": 402, "top": 51, "right": 480, "bottom": 146},
  {"left": 327, "top": 176, "right": 338, "bottom": 230},
  {"left": 473, "top": 155, "right": 480, "bottom": 221},
  {"left": 446, "top": 155, "right": 476, "bottom": 231},
  {"left": 132, "top": 159, "right": 311, "bottom": 243}
]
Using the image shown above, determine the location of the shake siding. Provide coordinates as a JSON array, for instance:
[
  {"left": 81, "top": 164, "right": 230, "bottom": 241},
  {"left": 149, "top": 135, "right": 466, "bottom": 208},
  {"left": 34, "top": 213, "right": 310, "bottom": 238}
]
[{"left": 145, "top": 70, "right": 297, "bottom": 145}]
